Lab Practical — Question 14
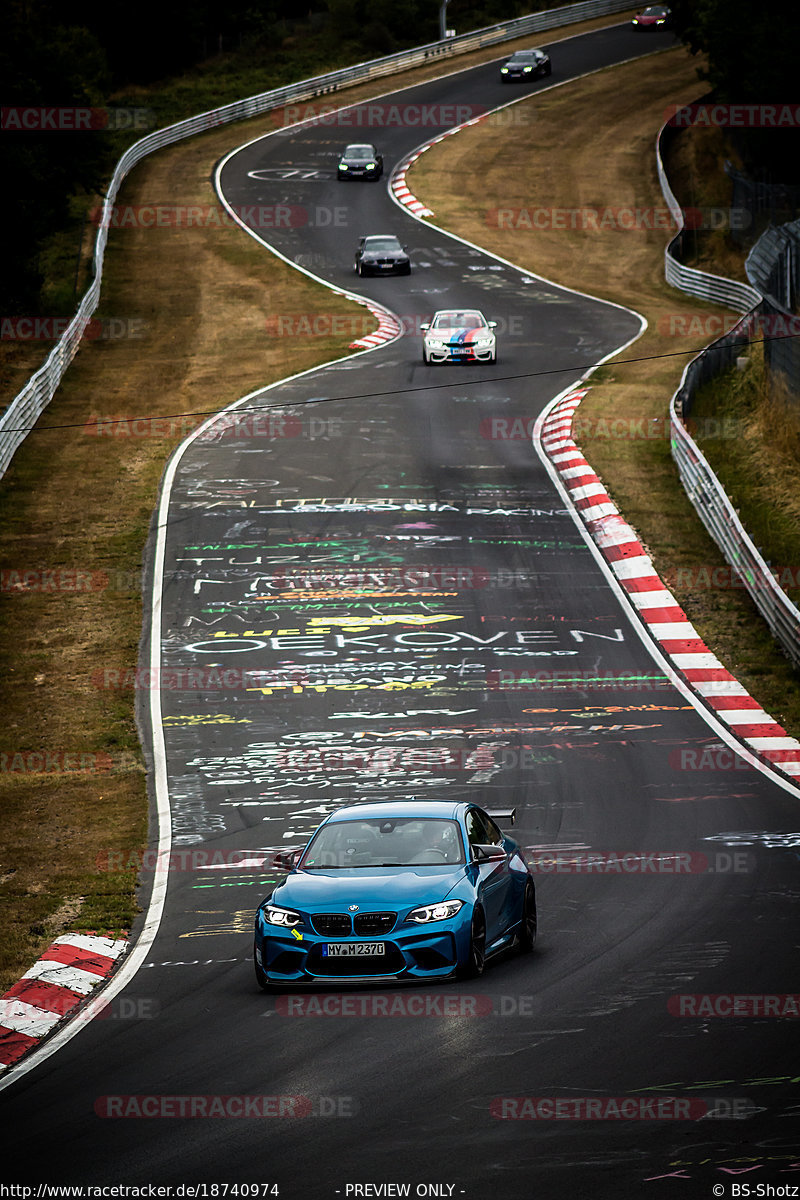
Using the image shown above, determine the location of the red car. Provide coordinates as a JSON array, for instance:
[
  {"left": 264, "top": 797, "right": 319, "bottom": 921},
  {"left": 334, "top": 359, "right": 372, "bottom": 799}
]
[{"left": 631, "top": 5, "right": 672, "bottom": 28}]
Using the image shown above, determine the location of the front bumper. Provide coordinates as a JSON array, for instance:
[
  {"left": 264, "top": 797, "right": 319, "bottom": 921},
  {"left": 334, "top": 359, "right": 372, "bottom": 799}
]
[
  {"left": 425, "top": 342, "right": 495, "bottom": 363},
  {"left": 255, "top": 913, "right": 472, "bottom": 986},
  {"left": 360, "top": 260, "right": 408, "bottom": 275}
]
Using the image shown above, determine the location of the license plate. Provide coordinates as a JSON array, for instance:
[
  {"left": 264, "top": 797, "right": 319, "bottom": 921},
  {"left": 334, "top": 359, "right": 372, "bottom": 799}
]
[
  {"left": 322, "top": 942, "right": 386, "bottom": 957},
  {"left": 450, "top": 348, "right": 470, "bottom": 355}
]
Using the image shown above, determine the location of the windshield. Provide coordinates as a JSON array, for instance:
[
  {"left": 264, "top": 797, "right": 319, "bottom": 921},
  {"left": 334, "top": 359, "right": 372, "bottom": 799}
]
[
  {"left": 364, "top": 238, "right": 401, "bottom": 252},
  {"left": 432, "top": 311, "right": 484, "bottom": 330},
  {"left": 343, "top": 146, "right": 376, "bottom": 159},
  {"left": 301, "top": 817, "right": 465, "bottom": 868},
  {"left": 511, "top": 51, "right": 539, "bottom": 60}
]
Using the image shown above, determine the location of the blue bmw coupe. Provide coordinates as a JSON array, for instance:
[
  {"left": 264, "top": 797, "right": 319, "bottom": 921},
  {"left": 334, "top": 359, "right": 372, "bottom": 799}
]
[{"left": 254, "top": 800, "right": 536, "bottom": 990}]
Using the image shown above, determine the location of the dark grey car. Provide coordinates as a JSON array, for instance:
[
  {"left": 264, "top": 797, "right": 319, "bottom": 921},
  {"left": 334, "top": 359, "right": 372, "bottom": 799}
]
[
  {"left": 337, "top": 143, "right": 384, "bottom": 180},
  {"left": 499, "top": 48, "right": 551, "bottom": 82},
  {"left": 354, "top": 235, "right": 411, "bottom": 277}
]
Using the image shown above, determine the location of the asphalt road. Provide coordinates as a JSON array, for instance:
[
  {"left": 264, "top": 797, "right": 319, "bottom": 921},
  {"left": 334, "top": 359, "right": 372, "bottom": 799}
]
[{"left": 3, "top": 20, "right": 800, "bottom": 1200}]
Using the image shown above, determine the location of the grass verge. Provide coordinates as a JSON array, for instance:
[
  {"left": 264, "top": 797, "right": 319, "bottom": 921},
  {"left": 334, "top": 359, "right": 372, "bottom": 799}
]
[{"left": 407, "top": 43, "right": 800, "bottom": 736}]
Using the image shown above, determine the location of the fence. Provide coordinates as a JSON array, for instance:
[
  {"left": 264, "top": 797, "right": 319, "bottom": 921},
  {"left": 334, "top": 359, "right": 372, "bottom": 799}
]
[
  {"left": 745, "top": 219, "right": 800, "bottom": 394},
  {"left": 0, "top": 0, "right": 634, "bottom": 482},
  {"left": 657, "top": 116, "right": 800, "bottom": 668},
  {"left": 726, "top": 162, "right": 800, "bottom": 246}
]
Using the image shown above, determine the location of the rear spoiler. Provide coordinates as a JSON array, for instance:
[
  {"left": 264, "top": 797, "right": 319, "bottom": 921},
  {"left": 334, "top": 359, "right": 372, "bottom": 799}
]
[{"left": 485, "top": 807, "right": 516, "bottom": 825}]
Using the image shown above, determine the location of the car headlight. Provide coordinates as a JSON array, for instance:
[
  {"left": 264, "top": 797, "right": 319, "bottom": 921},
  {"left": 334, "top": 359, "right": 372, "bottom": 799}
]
[
  {"left": 340, "top": 164, "right": 349, "bottom": 170},
  {"left": 500, "top": 67, "right": 509, "bottom": 73},
  {"left": 262, "top": 903, "right": 303, "bottom": 928},
  {"left": 407, "top": 899, "right": 464, "bottom": 923},
  {"left": 366, "top": 163, "right": 376, "bottom": 169},
  {"left": 426, "top": 338, "right": 445, "bottom": 348},
  {"left": 474, "top": 336, "right": 493, "bottom": 347}
]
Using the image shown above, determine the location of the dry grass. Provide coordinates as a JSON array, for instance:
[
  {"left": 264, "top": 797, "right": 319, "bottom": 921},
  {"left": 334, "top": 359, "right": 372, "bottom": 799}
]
[
  {"left": 0, "top": 116, "right": 378, "bottom": 992},
  {"left": 408, "top": 44, "right": 800, "bottom": 734}
]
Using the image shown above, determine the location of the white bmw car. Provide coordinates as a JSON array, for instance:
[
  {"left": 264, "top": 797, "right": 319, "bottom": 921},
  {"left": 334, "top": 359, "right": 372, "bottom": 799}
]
[{"left": 421, "top": 309, "right": 497, "bottom": 364}]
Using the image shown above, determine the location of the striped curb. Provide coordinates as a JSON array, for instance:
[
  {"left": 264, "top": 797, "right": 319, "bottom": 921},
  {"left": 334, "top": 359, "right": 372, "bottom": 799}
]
[
  {"left": 0, "top": 932, "right": 129, "bottom": 1071},
  {"left": 343, "top": 294, "right": 402, "bottom": 350},
  {"left": 390, "top": 116, "right": 487, "bottom": 218},
  {"left": 541, "top": 387, "right": 800, "bottom": 781}
]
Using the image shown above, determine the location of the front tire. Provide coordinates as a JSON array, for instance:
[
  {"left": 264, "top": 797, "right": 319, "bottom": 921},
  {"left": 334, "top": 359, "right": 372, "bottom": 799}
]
[{"left": 458, "top": 908, "right": 486, "bottom": 978}]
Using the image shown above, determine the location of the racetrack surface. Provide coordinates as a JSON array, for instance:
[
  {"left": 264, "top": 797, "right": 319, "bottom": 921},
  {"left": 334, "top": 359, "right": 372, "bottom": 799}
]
[{"left": 3, "top": 22, "right": 800, "bottom": 1198}]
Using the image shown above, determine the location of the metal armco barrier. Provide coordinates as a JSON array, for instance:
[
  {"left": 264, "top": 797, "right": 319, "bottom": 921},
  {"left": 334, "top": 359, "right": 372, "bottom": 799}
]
[
  {"left": 0, "top": 0, "right": 633, "bottom": 482},
  {"left": 656, "top": 118, "right": 762, "bottom": 313},
  {"left": 670, "top": 375, "right": 800, "bottom": 668},
  {"left": 657, "top": 116, "right": 800, "bottom": 668}
]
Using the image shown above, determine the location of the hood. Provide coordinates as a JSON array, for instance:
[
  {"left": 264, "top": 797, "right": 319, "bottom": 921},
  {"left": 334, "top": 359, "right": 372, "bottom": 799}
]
[
  {"left": 271, "top": 865, "right": 465, "bottom": 911},
  {"left": 435, "top": 327, "right": 484, "bottom": 344}
]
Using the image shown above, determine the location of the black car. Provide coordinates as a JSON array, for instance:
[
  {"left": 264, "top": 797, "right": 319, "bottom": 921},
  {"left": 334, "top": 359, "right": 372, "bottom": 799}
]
[
  {"left": 337, "top": 143, "right": 384, "bottom": 180},
  {"left": 354, "top": 235, "right": 411, "bottom": 277},
  {"left": 499, "top": 48, "right": 551, "bottom": 82}
]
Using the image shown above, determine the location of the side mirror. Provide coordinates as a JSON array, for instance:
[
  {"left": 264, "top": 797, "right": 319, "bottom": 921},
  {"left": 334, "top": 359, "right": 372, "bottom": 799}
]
[
  {"left": 271, "top": 848, "right": 303, "bottom": 871},
  {"left": 420, "top": 322, "right": 430, "bottom": 331},
  {"left": 488, "top": 321, "right": 497, "bottom": 329},
  {"left": 472, "top": 843, "right": 506, "bottom": 863}
]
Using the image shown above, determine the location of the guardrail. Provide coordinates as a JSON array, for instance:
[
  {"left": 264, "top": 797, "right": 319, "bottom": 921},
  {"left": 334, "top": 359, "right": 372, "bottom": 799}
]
[
  {"left": 0, "top": 0, "right": 634, "bottom": 482},
  {"left": 657, "top": 115, "right": 800, "bottom": 668},
  {"left": 670, "top": 361, "right": 800, "bottom": 668},
  {"left": 656, "top": 118, "right": 762, "bottom": 313}
]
